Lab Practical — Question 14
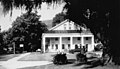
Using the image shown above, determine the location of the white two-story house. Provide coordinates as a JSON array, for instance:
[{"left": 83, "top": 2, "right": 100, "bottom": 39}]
[{"left": 42, "top": 19, "right": 94, "bottom": 53}]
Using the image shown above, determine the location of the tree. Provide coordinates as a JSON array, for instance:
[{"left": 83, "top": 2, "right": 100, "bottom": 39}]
[
  {"left": 1, "top": 29, "right": 13, "bottom": 53},
  {"left": 2, "top": 12, "right": 47, "bottom": 52},
  {"left": 0, "top": 0, "right": 64, "bottom": 15},
  {"left": 52, "top": 12, "right": 66, "bottom": 26},
  {"left": 0, "top": 26, "right": 2, "bottom": 46},
  {"left": 63, "top": 0, "right": 119, "bottom": 64},
  {"left": 0, "top": 26, "right": 4, "bottom": 54},
  {"left": 0, "top": 0, "right": 119, "bottom": 64}
]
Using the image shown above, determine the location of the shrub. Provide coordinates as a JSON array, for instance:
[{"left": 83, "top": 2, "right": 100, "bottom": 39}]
[
  {"left": 53, "top": 52, "right": 68, "bottom": 65},
  {"left": 76, "top": 52, "right": 87, "bottom": 63}
]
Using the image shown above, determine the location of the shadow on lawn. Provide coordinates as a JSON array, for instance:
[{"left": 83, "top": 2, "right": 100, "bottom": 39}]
[
  {"left": 0, "top": 54, "right": 9, "bottom": 60},
  {"left": 85, "top": 60, "right": 104, "bottom": 68},
  {"left": 67, "top": 59, "right": 76, "bottom": 64},
  {"left": 73, "top": 58, "right": 104, "bottom": 69},
  {"left": 0, "top": 57, "right": 5, "bottom": 59}
]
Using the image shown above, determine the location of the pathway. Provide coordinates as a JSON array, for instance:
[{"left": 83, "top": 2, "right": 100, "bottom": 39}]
[{"left": 0, "top": 53, "right": 53, "bottom": 69}]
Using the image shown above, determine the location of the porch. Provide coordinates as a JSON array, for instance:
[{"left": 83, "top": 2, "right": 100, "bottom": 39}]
[{"left": 42, "top": 33, "right": 94, "bottom": 53}]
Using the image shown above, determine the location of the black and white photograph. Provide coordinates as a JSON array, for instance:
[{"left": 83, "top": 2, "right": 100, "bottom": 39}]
[{"left": 0, "top": 0, "right": 119, "bottom": 69}]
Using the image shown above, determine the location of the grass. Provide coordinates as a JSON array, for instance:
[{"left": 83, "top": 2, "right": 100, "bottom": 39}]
[
  {"left": 18, "top": 52, "right": 55, "bottom": 61},
  {"left": 19, "top": 62, "right": 120, "bottom": 69},
  {"left": 18, "top": 52, "right": 76, "bottom": 61},
  {"left": 20, "top": 63, "right": 82, "bottom": 69},
  {"left": 0, "top": 65, "right": 6, "bottom": 69},
  {"left": 0, "top": 54, "right": 21, "bottom": 61},
  {"left": 18, "top": 52, "right": 120, "bottom": 69}
]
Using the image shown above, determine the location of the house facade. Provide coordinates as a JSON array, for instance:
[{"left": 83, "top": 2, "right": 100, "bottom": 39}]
[{"left": 42, "top": 19, "right": 94, "bottom": 53}]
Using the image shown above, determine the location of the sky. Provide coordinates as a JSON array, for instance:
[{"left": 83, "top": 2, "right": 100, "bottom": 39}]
[{"left": 0, "top": 3, "right": 65, "bottom": 32}]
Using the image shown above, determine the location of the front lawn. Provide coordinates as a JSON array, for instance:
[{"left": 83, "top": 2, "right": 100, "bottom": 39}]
[
  {"left": 18, "top": 52, "right": 55, "bottom": 61},
  {"left": 0, "top": 54, "right": 21, "bottom": 61},
  {"left": 0, "top": 65, "right": 6, "bottom": 69},
  {"left": 20, "top": 63, "right": 82, "bottom": 69},
  {"left": 19, "top": 52, "right": 77, "bottom": 61},
  {"left": 20, "top": 63, "right": 120, "bottom": 69},
  {"left": 18, "top": 52, "right": 120, "bottom": 69}
]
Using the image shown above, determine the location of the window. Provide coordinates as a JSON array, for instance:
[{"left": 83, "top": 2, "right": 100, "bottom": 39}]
[
  {"left": 79, "top": 44, "right": 82, "bottom": 48},
  {"left": 69, "top": 27, "right": 71, "bottom": 30},
  {"left": 69, "top": 24, "right": 71, "bottom": 30},
  {"left": 86, "top": 44, "right": 88, "bottom": 49},
  {"left": 55, "top": 44, "right": 58, "bottom": 49},
  {"left": 68, "top": 37, "right": 70, "bottom": 40},
  {"left": 78, "top": 37, "right": 81, "bottom": 40},
  {"left": 86, "top": 37, "right": 89, "bottom": 40},
  {"left": 64, "top": 27, "right": 66, "bottom": 30},
  {"left": 75, "top": 44, "right": 78, "bottom": 49},
  {"left": 68, "top": 44, "right": 70, "bottom": 49},
  {"left": 64, "top": 24, "right": 66, "bottom": 30},
  {"left": 62, "top": 44, "right": 65, "bottom": 49},
  {"left": 52, "top": 44, "right": 54, "bottom": 49},
  {"left": 55, "top": 38, "right": 58, "bottom": 41}
]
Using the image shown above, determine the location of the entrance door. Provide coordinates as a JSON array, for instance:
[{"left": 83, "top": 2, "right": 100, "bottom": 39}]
[
  {"left": 55, "top": 44, "right": 58, "bottom": 50},
  {"left": 75, "top": 44, "right": 78, "bottom": 49},
  {"left": 62, "top": 44, "right": 65, "bottom": 49},
  {"left": 50, "top": 44, "right": 58, "bottom": 52},
  {"left": 62, "top": 44, "right": 70, "bottom": 52}
]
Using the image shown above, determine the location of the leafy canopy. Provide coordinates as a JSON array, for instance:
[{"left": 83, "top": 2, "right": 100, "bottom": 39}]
[
  {"left": 52, "top": 12, "right": 66, "bottom": 26},
  {"left": 2, "top": 12, "right": 47, "bottom": 51},
  {"left": 0, "top": 0, "right": 63, "bottom": 15}
]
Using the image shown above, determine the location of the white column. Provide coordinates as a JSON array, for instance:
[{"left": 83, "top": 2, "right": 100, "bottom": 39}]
[
  {"left": 43, "top": 36, "right": 46, "bottom": 53},
  {"left": 81, "top": 36, "right": 84, "bottom": 46},
  {"left": 70, "top": 37, "right": 74, "bottom": 49},
  {"left": 91, "top": 36, "right": 94, "bottom": 51},
  {"left": 87, "top": 36, "right": 94, "bottom": 52},
  {"left": 59, "top": 37, "right": 62, "bottom": 52}
]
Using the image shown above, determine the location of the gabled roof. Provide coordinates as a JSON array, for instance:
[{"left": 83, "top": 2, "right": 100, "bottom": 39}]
[
  {"left": 46, "top": 19, "right": 92, "bottom": 35},
  {"left": 45, "top": 30, "right": 81, "bottom": 33},
  {"left": 44, "top": 30, "right": 92, "bottom": 35},
  {"left": 49, "top": 19, "right": 70, "bottom": 30}
]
